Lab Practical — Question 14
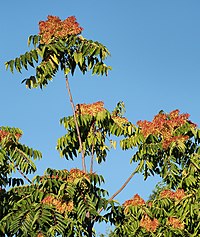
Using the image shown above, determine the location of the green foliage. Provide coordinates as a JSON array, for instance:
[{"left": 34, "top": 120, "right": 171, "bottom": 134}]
[
  {"left": 105, "top": 135, "right": 200, "bottom": 236},
  {"left": 148, "top": 181, "right": 168, "bottom": 201},
  {"left": 120, "top": 114, "right": 199, "bottom": 189},
  {"left": 0, "top": 168, "right": 113, "bottom": 236},
  {"left": 5, "top": 34, "right": 112, "bottom": 89},
  {"left": 0, "top": 126, "right": 43, "bottom": 236},
  {"left": 0, "top": 126, "right": 42, "bottom": 187},
  {"left": 1, "top": 15, "right": 200, "bottom": 237},
  {"left": 57, "top": 103, "right": 132, "bottom": 164},
  {"left": 109, "top": 185, "right": 200, "bottom": 236},
  {"left": 1, "top": 117, "right": 198, "bottom": 236}
]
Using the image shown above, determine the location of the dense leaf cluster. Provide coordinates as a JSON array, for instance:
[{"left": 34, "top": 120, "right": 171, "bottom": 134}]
[
  {"left": 0, "top": 167, "right": 112, "bottom": 236},
  {"left": 5, "top": 33, "right": 111, "bottom": 89},
  {"left": 57, "top": 101, "right": 132, "bottom": 163}
]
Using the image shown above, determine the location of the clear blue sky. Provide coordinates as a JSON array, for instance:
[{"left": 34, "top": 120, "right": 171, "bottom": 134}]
[{"left": 1, "top": 0, "right": 200, "bottom": 234}]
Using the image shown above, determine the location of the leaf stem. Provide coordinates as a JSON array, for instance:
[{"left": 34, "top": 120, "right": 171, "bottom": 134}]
[{"left": 65, "top": 76, "right": 86, "bottom": 173}]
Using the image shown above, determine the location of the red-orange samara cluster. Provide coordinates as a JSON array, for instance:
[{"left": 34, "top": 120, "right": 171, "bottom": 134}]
[
  {"left": 39, "top": 168, "right": 89, "bottom": 183},
  {"left": 140, "top": 214, "right": 159, "bottom": 232},
  {"left": 123, "top": 194, "right": 145, "bottom": 214},
  {"left": 167, "top": 217, "right": 184, "bottom": 230},
  {"left": 123, "top": 194, "right": 145, "bottom": 207},
  {"left": 75, "top": 101, "right": 106, "bottom": 117},
  {"left": 39, "top": 15, "right": 83, "bottom": 44},
  {"left": 0, "top": 130, "right": 21, "bottom": 142},
  {"left": 137, "top": 110, "right": 196, "bottom": 149},
  {"left": 160, "top": 189, "right": 185, "bottom": 200},
  {"left": 42, "top": 195, "right": 73, "bottom": 214},
  {"left": 75, "top": 101, "right": 129, "bottom": 127},
  {"left": 37, "top": 233, "right": 44, "bottom": 237},
  {"left": 67, "top": 168, "right": 89, "bottom": 183}
]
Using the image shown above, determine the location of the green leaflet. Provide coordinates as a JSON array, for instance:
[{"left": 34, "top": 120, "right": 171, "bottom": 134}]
[{"left": 73, "top": 51, "right": 83, "bottom": 65}]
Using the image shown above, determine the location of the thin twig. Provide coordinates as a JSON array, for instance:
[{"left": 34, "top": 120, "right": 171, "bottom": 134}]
[
  {"left": 65, "top": 76, "right": 86, "bottom": 172},
  {"left": 90, "top": 123, "right": 95, "bottom": 173},
  {"left": 11, "top": 147, "right": 33, "bottom": 184},
  {"left": 15, "top": 166, "right": 32, "bottom": 184},
  {"left": 8, "top": 157, "right": 32, "bottom": 184},
  {"left": 90, "top": 143, "right": 94, "bottom": 173},
  {"left": 15, "top": 147, "right": 33, "bottom": 163},
  {"left": 98, "top": 163, "right": 140, "bottom": 215},
  {"left": 108, "top": 163, "right": 140, "bottom": 201}
]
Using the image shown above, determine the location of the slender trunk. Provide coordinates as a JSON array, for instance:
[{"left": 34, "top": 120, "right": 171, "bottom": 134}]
[
  {"left": 87, "top": 221, "right": 93, "bottom": 237},
  {"left": 90, "top": 123, "right": 96, "bottom": 173},
  {"left": 65, "top": 76, "right": 86, "bottom": 173}
]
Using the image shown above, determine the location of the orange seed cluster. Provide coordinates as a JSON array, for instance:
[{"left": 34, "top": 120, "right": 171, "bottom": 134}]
[
  {"left": 37, "top": 233, "right": 44, "bottom": 237},
  {"left": 39, "top": 169, "right": 89, "bottom": 183},
  {"left": 75, "top": 101, "right": 106, "bottom": 117},
  {"left": 167, "top": 217, "right": 184, "bottom": 229},
  {"left": 39, "top": 15, "right": 83, "bottom": 44},
  {"left": 0, "top": 130, "right": 21, "bottom": 142},
  {"left": 160, "top": 189, "right": 185, "bottom": 200},
  {"left": 0, "top": 130, "right": 10, "bottom": 142},
  {"left": 123, "top": 194, "right": 145, "bottom": 214},
  {"left": 67, "top": 168, "right": 89, "bottom": 183},
  {"left": 42, "top": 195, "right": 73, "bottom": 214},
  {"left": 137, "top": 110, "right": 196, "bottom": 149},
  {"left": 140, "top": 214, "right": 159, "bottom": 232}
]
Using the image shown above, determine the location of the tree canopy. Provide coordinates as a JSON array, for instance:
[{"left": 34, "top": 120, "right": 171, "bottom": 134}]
[{"left": 0, "top": 15, "right": 199, "bottom": 237}]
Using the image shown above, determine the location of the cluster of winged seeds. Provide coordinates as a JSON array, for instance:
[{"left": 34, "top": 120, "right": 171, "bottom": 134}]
[
  {"left": 123, "top": 191, "right": 185, "bottom": 232},
  {"left": 39, "top": 15, "right": 83, "bottom": 44},
  {"left": 137, "top": 110, "right": 196, "bottom": 149}
]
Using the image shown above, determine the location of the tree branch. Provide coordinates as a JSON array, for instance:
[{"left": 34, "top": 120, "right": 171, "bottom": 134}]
[
  {"left": 15, "top": 165, "right": 32, "bottom": 184},
  {"left": 90, "top": 123, "right": 95, "bottom": 174},
  {"left": 90, "top": 143, "right": 94, "bottom": 174},
  {"left": 65, "top": 76, "right": 86, "bottom": 173},
  {"left": 97, "top": 163, "right": 140, "bottom": 215},
  {"left": 8, "top": 157, "right": 32, "bottom": 184},
  {"left": 108, "top": 163, "right": 140, "bottom": 201}
]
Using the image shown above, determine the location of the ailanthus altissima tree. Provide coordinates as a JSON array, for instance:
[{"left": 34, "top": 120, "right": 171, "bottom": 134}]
[{"left": 1, "top": 15, "right": 199, "bottom": 237}]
